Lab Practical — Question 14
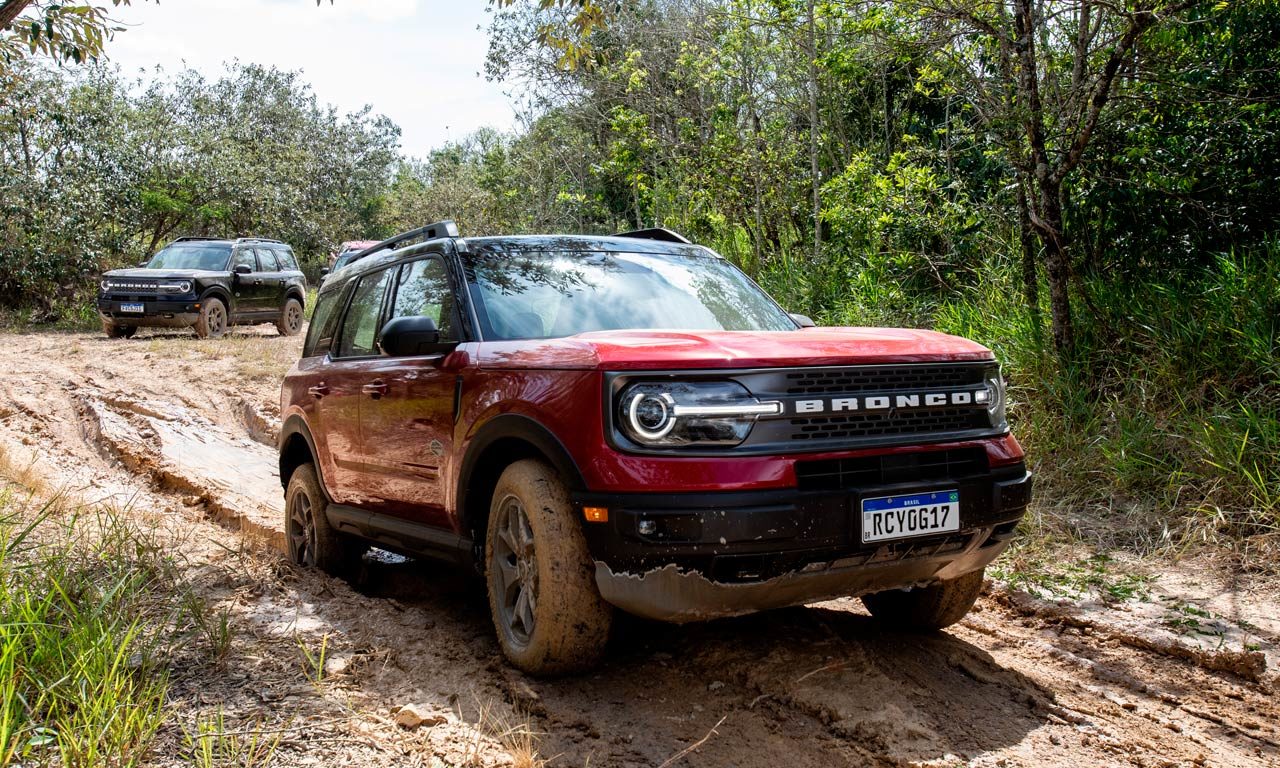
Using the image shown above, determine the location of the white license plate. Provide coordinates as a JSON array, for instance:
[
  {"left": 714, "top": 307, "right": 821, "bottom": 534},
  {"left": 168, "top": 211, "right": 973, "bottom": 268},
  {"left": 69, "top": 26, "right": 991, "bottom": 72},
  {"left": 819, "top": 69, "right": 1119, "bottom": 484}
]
[
  {"left": 861, "top": 489, "right": 960, "bottom": 544},
  {"left": 120, "top": 303, "right": 145, "bottom": 313}
]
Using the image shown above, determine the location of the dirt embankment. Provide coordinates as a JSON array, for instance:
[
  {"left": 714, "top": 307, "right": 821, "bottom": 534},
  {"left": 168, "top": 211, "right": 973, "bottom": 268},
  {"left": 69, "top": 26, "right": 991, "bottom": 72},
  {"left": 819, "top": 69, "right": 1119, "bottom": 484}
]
[{"left": 0, "top": 327, "right": 1276, "bottom": 767}]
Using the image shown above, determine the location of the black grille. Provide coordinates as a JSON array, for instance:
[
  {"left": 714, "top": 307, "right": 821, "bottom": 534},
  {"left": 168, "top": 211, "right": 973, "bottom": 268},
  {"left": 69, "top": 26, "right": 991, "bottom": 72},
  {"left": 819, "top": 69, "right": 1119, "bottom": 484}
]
[
  {"left": 105, "top": 281, "right": 161, "bottom": 293},
  {"left": 788, "top": 408, "right": 988, "bottom": 442},
  {"left": 795, "top": 447, "right": 988, "bottom": 491},
  {"left": 785, "top": 364, "right": 986, "bottom": 395}
]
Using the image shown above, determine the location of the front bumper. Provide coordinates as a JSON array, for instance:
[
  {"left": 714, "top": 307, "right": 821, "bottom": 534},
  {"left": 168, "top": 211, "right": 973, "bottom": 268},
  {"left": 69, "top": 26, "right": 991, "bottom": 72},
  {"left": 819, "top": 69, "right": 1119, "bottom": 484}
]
[
  {"left": 577, "top": 462, "right": 1031, "bottom": 621},
  {"left": 98, "top": 297, "right": 199, "bottom": 327}
]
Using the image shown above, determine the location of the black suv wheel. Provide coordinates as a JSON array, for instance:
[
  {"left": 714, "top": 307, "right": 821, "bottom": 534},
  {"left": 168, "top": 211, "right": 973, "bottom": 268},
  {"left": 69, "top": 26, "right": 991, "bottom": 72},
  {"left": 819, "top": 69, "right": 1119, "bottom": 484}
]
[
  {"left": 277, "top": 297, "right": 304, "bottom": 336},
  {"left": 102, "top": 320, "right": 137, "bottom": 339}
]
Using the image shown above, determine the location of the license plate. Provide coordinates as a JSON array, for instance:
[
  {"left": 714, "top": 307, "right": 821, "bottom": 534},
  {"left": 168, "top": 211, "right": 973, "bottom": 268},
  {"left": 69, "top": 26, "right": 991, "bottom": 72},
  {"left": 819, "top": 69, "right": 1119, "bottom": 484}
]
[
  {"left": 861, "top": 489, "right": 960, "bottom": 544},
  {"left": 120, "top": 303, "right": 145, "bottom": 313}
]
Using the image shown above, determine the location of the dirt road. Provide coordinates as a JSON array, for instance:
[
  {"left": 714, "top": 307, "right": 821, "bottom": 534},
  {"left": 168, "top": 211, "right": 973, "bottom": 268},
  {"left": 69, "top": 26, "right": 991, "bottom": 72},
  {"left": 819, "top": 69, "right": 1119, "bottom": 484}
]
[{"left": 0, "top": 327, "right": 1276, "bottom": 767}]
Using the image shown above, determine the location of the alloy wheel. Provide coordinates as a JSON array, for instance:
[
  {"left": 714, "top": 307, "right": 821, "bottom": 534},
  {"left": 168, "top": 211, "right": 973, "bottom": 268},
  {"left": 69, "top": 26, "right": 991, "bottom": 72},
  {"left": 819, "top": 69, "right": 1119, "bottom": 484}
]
[
  {"left": 288, "top": 490, "right": 317, "bottom": 566},
  {"left": 493, "top": 494, "right": 538, "bottom": 645}
]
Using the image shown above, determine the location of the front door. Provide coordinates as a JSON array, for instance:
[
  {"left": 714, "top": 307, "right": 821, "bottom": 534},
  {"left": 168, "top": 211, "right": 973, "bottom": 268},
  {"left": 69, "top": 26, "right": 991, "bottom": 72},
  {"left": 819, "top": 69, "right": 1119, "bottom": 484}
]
[
  {"left": 229, "top": 247, "right": 274, "bottom": 316},
  {"left": 356, "top": 255, "right": 461, "bottom": 528}
]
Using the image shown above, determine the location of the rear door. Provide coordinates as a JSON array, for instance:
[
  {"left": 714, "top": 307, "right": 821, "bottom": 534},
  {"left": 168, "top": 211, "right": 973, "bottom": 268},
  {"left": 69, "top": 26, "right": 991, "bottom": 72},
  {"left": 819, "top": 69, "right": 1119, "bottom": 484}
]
[{"left": 356, "top": 254, "right": 463, "bottom": 527}]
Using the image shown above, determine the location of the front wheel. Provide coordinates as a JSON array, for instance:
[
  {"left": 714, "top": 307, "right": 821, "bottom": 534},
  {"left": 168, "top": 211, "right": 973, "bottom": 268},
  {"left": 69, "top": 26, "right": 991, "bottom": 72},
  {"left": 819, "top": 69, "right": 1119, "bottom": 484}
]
[
  {"left": 276, "top": 297, "right": 303, "bottom": 336},
  {"left": 194, "top": 298, "right": 227, "bottom": 339},
  {"left": 485, "top": 459, "right": 612, "bottom": 675},
  {"left": 861, "top": 569, "right": 985, "bottom": 630}
]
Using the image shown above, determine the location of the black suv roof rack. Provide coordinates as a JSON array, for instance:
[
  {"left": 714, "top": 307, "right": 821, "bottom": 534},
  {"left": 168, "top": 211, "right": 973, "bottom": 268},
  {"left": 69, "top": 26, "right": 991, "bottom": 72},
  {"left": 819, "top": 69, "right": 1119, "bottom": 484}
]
[
  {"left": 172, "top": 236, "right": 220, "bottom": 243},
  {"left": 612, "top": 227, "right": 692, "bottom": 244},
  {"left": 170, "top": 236, "right": 285, "bottom": 245},
  {"left": 349, "top": 220, "right": 459, "bottom": 265},
  {"left": 236, "top": 237, "right": 284, "bottom": 245}
]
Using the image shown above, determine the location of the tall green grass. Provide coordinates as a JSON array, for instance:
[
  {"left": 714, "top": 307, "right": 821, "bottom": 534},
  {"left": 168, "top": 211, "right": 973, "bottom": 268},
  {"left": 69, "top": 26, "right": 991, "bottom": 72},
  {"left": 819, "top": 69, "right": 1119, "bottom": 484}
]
[{"left": 0, "top": 492, "right": 176, "bottom": 766}]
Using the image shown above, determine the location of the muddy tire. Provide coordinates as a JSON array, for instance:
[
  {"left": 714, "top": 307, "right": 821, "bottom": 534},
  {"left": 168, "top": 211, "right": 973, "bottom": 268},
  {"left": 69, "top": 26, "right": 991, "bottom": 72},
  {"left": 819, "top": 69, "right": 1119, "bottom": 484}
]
[
  {"left": 102, "top": 320, "right": 136, "bottom": 339},
  {"left": 485, "top": 459, "right": 612, "bottom": 675},
  {"left": 194, "top": 298, "right": 227, "bottom": 339},
  {"left": 285, "top": 463, "right": 359, "bottom": 576},
  {"left": 861, "top": 569, "right": 985, "bottom": 630},
  {"left": 276, "top": 297, "right": 304, "bottom": 336}
]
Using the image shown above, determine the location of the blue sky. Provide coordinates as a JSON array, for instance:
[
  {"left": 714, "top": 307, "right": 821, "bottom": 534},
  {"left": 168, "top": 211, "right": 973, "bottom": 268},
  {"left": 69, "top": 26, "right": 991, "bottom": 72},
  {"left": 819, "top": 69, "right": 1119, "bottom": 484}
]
[{"left": 105, "top": 0, "right": 519, "bottom": 158}]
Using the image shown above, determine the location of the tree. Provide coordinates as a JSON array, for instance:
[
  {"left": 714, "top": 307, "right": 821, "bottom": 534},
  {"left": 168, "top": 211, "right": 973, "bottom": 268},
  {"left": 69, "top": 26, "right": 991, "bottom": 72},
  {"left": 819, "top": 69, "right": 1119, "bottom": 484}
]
[
  {"left": 0, "top": 1, "right": 140, "bottom": 66},
  {"left": 900, "top": 0, "right": 1207, "bottom": 358}
]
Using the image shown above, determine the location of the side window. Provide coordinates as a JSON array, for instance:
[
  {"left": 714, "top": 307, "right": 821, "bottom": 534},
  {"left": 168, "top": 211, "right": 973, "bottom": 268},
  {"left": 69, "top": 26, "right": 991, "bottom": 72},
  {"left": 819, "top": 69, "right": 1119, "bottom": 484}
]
[
  {"left": 335, "top": 269, "right": 393, "bottom": 358},
  {"left": 274, "top": 248, "right": 298, "bottom": 271},
  {"left": 391, "top": 257, "right": 455, "bottom": 340},
  {"left": 258, "top": 248, "right": 281, "bottom": 272},
  {"left": 231, "top": 249, "right": 256, "bottom": 272},
  {"left": 303, "top": 288, "right": 343, "bottom": 357}
]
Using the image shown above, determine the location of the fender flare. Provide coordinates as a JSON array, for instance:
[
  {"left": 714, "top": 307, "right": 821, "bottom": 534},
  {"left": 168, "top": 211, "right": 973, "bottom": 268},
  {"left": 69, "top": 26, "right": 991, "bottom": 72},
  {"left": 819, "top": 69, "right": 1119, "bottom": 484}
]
[
  {"left": 278, "top": 414, "right": 330, "bottom": 499},
  {"left": 455, "top": 413, "right": 585, "bottom": 533},
  {"left": 199, "top": 286, "right": 234, "bottom": 314}
]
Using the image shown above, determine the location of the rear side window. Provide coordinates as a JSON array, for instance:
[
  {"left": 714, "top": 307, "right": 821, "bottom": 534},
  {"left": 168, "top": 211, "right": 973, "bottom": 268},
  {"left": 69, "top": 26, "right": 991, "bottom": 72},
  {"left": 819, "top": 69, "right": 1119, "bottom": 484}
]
[
  {"left": 335, "top": 269, "right": 394, "bottom": 358},
  {"left": 258, "top": 249, "right": 281, "bottom": 272},
  {"left": 391, "top": 257, "right": 456, "bottom": 340},
  {"left": 303, "top": 288, "right": 343, "bottom": 357},
  {"left": 274, "top": 248, "right": 298, "bottom": 271}
]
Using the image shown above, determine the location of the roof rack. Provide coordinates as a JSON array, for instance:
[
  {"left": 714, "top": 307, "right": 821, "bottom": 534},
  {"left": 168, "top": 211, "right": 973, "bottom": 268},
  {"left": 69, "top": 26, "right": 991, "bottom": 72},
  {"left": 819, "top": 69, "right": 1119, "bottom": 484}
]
[
  {"left": 170, "top": 236, "right": 285, "bottom": 245},
  {"left": 348, "top": 219, "right": 459, "bottom": 265},
  {"left": 236, "top": 237, "right": 284, "bottom": 245},
  {"left": 172, "top": 236, "right": 220, "bottom": 243},
  {"left": 612, "top": 227, "right": 692, "bottom": 244}
]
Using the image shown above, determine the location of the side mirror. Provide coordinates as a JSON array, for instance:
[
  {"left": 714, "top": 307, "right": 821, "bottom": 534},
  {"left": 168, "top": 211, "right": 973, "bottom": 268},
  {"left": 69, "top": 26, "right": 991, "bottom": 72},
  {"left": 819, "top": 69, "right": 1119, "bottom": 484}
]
[
  {"left": 790, "top": 312, "right": 816, "bottom": 328},
  {"left": 233, "top": 264, "right": 252, "bottom": 276},
  {"left": 378, "top": 315, "right": 457, "bottom": 357},
  {"left": 319, "top": 267, "right": 330, "bottom": 277},
  {"left": 137, "top": 261, "right": 149, "bottom": 268}
]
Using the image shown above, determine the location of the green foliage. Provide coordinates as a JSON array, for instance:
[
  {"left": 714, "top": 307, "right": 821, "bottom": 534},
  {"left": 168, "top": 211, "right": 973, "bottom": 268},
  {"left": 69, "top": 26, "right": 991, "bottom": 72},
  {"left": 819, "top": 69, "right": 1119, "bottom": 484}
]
[{"left": 0, "top": 494, "right": 177, "bottom": 765}]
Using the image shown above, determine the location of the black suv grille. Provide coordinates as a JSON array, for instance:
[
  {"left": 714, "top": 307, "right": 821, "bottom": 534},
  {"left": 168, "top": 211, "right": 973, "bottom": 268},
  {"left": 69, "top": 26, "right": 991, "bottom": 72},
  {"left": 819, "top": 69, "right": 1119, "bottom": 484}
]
[
  {"left": 795, "top": 447, "right": 988, "bottom": 491},
  {"left": 785, "top": 364, "right": 985, "bottom": 395},
  {"left": 104, "top": 280, "right": 162, "bottom": 293}
]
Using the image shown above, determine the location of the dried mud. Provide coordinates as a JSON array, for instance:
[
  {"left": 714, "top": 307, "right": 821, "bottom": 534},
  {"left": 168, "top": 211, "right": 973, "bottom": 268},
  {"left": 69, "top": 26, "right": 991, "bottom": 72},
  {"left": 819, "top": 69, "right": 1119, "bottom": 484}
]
[{"left": 0, "top": 327, "right": 1276, "bottom": 767}]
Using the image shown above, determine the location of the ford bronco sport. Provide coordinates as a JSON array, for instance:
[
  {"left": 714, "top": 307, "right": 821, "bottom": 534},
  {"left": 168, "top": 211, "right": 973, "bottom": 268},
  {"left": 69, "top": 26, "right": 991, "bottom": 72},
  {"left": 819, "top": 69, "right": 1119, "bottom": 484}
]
[
  {"left": 97, "top": 236, "right": 307, "bottom": 339},
  {"left": 278, "top": 221, "right": 1032, "bottom": 675}
]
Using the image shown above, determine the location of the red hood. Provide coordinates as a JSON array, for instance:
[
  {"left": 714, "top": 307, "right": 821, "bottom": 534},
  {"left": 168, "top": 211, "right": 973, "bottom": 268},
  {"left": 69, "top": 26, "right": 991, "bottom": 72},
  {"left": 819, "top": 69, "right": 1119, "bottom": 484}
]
[{"left": 477, "top": 328, "right": 993, "bottom": 370}]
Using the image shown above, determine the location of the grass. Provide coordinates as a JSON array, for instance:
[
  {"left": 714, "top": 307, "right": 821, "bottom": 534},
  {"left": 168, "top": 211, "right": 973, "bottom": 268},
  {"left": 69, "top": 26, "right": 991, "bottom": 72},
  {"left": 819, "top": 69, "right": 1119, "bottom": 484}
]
[{"left": 0, "top": 490, "right": 177, "bottom": 767}]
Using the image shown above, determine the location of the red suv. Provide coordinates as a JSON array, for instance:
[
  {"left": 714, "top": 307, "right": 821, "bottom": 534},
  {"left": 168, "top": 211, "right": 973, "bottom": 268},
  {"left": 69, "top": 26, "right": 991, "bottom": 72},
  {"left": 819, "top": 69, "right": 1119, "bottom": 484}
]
[{"left": 278, "top": 221, "right": 1031, "bottom": 674}]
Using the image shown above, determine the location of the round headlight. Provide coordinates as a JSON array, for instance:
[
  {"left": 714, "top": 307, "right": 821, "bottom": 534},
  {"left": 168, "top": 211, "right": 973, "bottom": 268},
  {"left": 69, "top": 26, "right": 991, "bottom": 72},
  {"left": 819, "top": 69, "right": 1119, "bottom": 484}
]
[
  {"left": 627, "top": 391, "right": 676, "bottom": 440},
  {"left": 177, "top": 281, "right": 192, "bottom": 293},
  {"left": 99, "top": 280, "right": 110, "bottom": 292}
]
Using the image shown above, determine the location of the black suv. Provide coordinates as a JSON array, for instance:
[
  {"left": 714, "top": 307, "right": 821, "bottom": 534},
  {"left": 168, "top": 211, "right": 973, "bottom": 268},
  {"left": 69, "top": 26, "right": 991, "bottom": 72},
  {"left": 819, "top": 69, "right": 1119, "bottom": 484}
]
[{"left": 97, "top": 237, "right": 308, "bottom": 339}]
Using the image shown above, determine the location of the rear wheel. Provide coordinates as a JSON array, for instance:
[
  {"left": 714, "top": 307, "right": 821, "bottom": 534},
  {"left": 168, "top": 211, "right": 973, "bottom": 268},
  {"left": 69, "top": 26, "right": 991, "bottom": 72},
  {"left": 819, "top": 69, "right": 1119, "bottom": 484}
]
[
  {"left": 276, "top": 297, "right": 303, "bottom": 336},
  {"left": 102, "top": 320, "right": 136, "bottom": 339},
  {"left": 285, "top": 463, "right": 360, "bottom": 576},
  {"left": 861, "top": 569, "right": 985, "bottom": 630},
  {"left": 194, "top": 298, "right": 227, "bottom": 339},
  {"left": 485, "top": 459, "right": 612, "bottom": 675}
]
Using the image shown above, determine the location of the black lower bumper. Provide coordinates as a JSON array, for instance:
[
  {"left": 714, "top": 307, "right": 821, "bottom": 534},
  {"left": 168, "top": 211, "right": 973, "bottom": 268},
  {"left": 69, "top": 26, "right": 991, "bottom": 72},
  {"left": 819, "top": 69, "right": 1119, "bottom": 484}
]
[
  {"left": 576, "top": 463, "right": 1031, "bottom": 620},
  {"left": 98, "top": 299, "right": 199, "bottom": 327}
]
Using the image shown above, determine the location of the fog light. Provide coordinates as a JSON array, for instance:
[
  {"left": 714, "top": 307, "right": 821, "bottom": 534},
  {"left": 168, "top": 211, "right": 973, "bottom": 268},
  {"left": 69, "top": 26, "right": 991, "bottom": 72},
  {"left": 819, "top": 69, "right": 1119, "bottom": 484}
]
[{"left": 637, "top": 519, "right": 657, "bottom": 536}]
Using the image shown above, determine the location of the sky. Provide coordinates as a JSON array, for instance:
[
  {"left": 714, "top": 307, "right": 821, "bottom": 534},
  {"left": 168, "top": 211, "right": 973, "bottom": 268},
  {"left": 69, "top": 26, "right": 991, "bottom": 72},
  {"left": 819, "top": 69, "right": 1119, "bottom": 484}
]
[{"left": 104, "top": 0, "right": 520, "bottom": 159}]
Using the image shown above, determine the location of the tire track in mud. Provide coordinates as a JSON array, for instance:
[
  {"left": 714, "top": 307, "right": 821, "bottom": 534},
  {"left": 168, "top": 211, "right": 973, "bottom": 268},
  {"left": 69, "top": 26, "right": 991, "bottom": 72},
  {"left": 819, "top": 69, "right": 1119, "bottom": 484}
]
[{"left": 0, "top": 329, "right": 1277, "bottom": 768}]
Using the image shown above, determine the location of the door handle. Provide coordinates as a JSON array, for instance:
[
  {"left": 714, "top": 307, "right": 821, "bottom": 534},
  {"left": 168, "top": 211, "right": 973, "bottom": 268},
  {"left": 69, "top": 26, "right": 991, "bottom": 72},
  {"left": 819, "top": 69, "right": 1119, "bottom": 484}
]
[
  {"left": 253, "top": 279, "right": 263, "bottom": 285},
  {"left": 308, "top": 383, "right": 330, "bottom": 398},
  {"left": 362, "top": 380, "right": 388, "bottom": 399}
]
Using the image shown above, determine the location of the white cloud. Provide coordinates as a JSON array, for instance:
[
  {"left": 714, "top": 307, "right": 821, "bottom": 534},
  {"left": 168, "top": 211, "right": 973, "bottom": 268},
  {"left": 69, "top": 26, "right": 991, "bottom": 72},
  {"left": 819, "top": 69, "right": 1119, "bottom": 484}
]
[{"left": 105, "top": 0, "right": 517, "bottom": 157}]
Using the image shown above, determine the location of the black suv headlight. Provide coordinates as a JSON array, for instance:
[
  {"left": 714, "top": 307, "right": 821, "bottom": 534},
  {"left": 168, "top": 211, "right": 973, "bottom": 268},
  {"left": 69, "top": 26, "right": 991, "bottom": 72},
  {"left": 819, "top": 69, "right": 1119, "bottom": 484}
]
[{"left": 617, "top": 381, "right": 781, "bottom": 447}]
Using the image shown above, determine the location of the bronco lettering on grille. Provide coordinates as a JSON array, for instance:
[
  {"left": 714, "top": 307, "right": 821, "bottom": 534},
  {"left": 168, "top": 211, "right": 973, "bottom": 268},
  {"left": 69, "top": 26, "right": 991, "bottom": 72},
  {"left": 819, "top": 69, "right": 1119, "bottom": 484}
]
[{"left": 792, "top": 390, "right": 979, "bottom": 414}]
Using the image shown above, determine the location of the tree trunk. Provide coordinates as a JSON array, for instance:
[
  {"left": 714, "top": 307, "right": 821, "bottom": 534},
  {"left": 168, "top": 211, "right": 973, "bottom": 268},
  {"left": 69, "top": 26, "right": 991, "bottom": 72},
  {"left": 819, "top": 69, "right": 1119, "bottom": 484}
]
[
  {"left": 1036, "top": 187, "right": 1074, "bottom": 359},
  {"left": 806, "top": 0, "right": 821, "bottom": 263},
  {"left": 0, "top": 1, "right": 33, "bottom": 31},
  {"left": 1016, "top": 182, "right": 1042, "bottom": 340}
]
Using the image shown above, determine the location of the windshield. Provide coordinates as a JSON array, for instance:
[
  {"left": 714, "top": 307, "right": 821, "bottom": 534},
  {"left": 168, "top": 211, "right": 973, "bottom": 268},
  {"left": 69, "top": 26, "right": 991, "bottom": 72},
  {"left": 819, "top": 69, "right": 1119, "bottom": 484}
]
[
  {"left": 146, "top": 243, "right": 230, "bottom": 271},
  {"left": 465, "top": 250, "right": 796, "bottom": 340}
]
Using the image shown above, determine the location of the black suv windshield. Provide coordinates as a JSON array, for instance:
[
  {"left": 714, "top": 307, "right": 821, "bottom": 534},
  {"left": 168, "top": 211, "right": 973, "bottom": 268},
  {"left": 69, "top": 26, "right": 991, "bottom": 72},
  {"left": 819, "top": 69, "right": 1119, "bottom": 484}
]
[
  {"left": 465, "top": 250, "right": 796, "bottom": 340},
  {"left": 146, "top": 243, "right": 231, "bottom": 271}
]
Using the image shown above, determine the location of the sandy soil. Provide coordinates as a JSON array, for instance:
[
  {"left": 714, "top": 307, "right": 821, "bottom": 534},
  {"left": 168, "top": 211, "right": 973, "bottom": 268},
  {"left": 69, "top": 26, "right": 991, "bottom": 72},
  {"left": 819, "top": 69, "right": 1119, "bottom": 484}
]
[{"left": 0, "top": 326, "right": 1276, "bottom": 768}]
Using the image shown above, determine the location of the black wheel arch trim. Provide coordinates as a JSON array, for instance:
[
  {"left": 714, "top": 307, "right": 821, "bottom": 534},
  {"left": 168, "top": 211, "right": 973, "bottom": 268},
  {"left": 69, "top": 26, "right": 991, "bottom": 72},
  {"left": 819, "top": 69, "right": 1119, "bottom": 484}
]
[
  {"left": 278, "top": 415, "right": 330, "bottom": 500},
  {"left": 455, "top": 413, "right": 586, "bottom": 534},
  {"left": 199, "top": 286, "right": 233, "bottom": 312}
]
